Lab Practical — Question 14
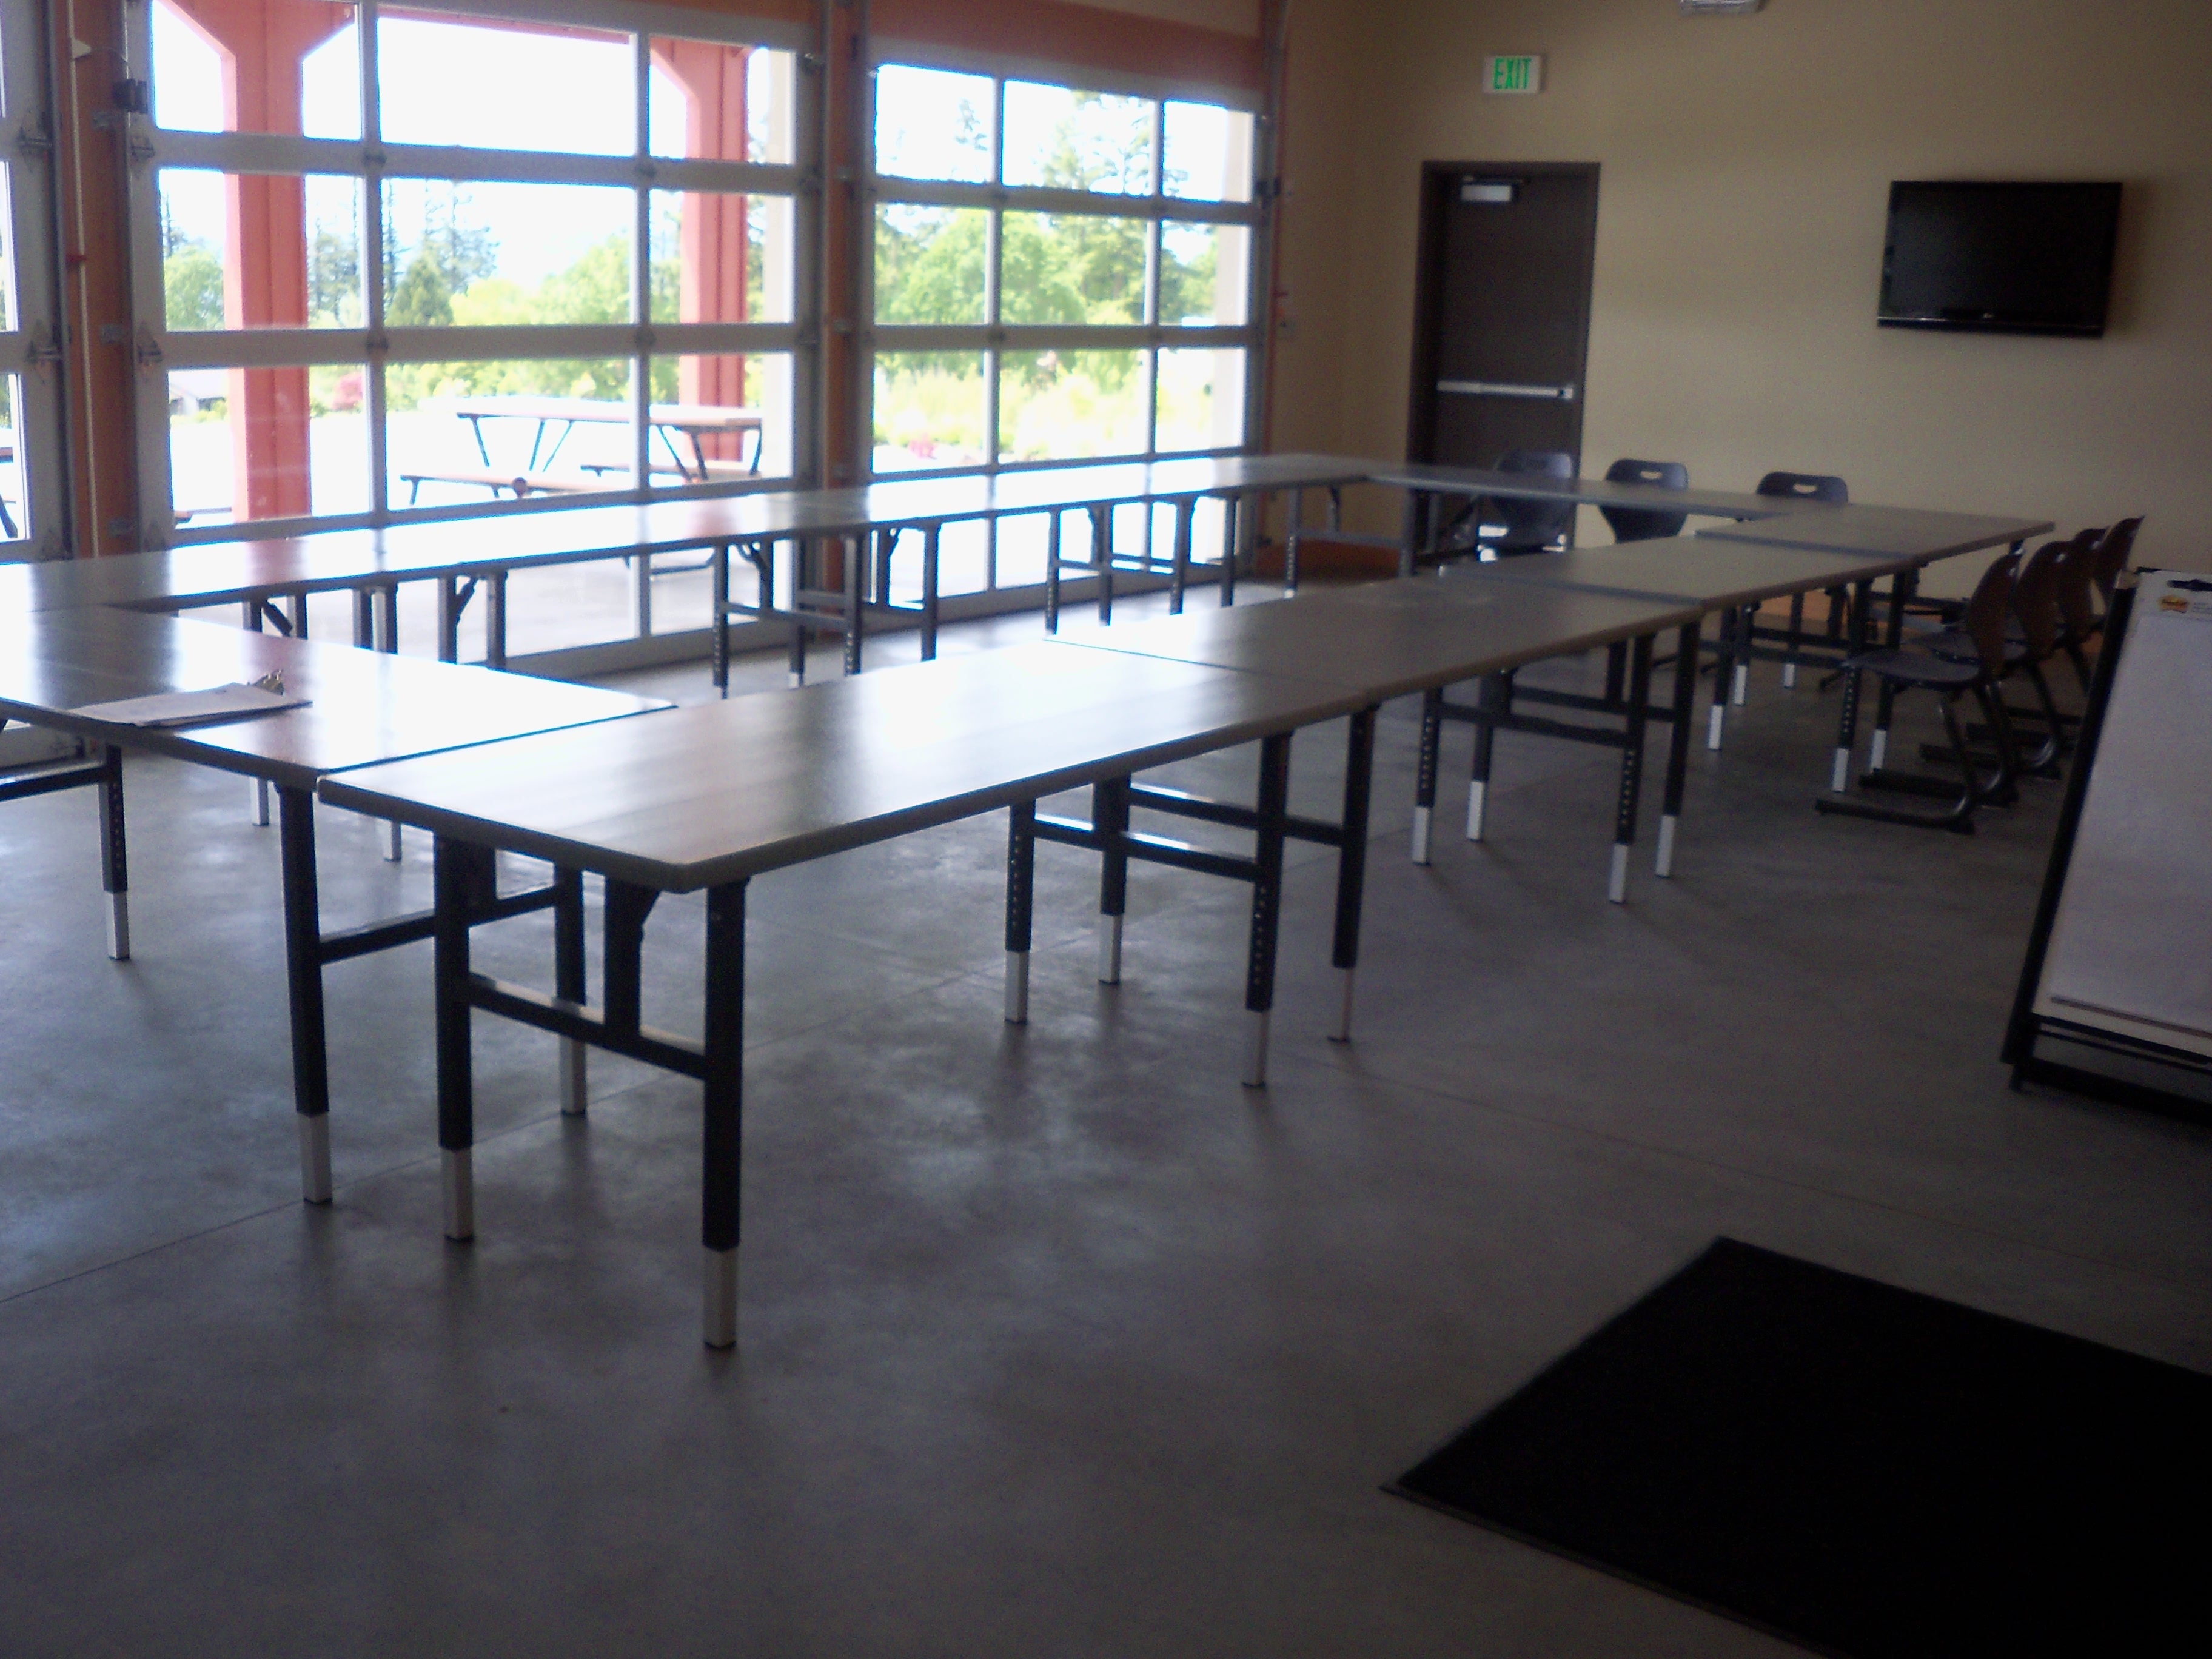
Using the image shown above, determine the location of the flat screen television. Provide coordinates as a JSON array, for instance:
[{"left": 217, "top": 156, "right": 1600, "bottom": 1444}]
[{"left": 1879, "top": 181, "right": 2122, "bottom": 337}]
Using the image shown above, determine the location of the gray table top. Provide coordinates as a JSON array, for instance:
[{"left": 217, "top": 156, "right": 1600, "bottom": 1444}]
[
  {"left": 319, "top": 641, "right": 1372, "bottom": 892},
  {"left": 1360, "top": 463, "right": 1808, "bottom": 522},
  {"left": 0, "top": 608, "right": 670, "bottom": 791},
  {"left": 1051, "top": 581, "right": 1701, "bottom": 701},
  {"left": 1427, "top": 540, "right": 1923, "bottom": 610},
  {"left": 1699, "top": 505, "right": 2054, "bottom": 561}
]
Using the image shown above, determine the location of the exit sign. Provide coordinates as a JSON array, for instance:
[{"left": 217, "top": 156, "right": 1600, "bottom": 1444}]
[{"left": 1483, "top": 55, "right": 1543, "bottom": 95}]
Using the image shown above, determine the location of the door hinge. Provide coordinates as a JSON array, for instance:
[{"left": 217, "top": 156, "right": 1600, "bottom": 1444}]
[{"left": 15, "top": 121, "right": 54, "bottom": 161}]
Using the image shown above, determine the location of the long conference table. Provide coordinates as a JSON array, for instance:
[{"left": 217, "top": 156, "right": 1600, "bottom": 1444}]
[{"left": 0, "top": 454, "right": 2054, "bottom": 1345}]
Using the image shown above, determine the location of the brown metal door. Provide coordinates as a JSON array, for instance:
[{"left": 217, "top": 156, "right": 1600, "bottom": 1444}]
[{"left": 1406, "top": 163, "right": 1600, "bottom": 469}]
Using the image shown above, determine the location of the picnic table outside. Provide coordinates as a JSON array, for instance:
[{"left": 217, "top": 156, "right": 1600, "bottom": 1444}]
[{"left": 443, "top": 397, "right": 765, "bottom": 484}]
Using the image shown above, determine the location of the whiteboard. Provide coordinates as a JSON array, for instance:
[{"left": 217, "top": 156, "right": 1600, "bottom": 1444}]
[{"left": 2036, "top": 571, "right": 2212, "bottom": 1058}]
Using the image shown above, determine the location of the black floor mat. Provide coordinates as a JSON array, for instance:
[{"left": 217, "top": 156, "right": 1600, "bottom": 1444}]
[{"left": 1391, "top": 1239, "right": 2211, "bottom": 1658}]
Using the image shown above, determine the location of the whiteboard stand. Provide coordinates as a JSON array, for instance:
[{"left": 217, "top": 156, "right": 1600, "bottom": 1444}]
[{"left": 2005, "top": 570, "right": 2212, "bottom": 1119}]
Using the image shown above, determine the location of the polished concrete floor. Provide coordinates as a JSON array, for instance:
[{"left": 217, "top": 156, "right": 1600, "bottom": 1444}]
[{"left": 3, "top": 592, "right": 2208, "bottom": 1657}]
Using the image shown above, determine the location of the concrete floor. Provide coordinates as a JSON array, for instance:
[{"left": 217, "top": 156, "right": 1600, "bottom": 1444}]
[{"left": 3, "top": 590, "right": 2208, "bottom": 1657}]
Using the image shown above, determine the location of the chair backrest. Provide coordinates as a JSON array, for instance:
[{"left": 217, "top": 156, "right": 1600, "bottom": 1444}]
[
  {"left": 2051, "top": 526, "right": 2105, "bottom": 642},
  {"left": 1755, "top": 471, "right": 1850, "bottom": 504},
  {"left": 1961, "top": 548, "right": 2025, "bottom": 676},
  {"left": 2011, "top": 539, "right": 2072, "bottom": 659},
  {"left": 1481, "top": 448, "right": 1577, "bottom": 551},
  {"left": 2090, "top": 515, "right": 2143, "bottom": 603},
  {"left": 1599, "top": 457, "right": 1690, "bottom": 544}
]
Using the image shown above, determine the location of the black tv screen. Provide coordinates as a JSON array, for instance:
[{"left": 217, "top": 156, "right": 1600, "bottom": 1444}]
[{"left": 1879, "top": 181, "right": 2122, "bottom": 337}]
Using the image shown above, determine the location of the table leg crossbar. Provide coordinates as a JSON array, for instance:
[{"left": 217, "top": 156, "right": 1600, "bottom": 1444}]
[
  {"left": 716, "top": 528, "right": 948, "bottom": 694},
  {"left": 1, "top": 742, "right": 127, "bottom": 958},
  {"left": 1004, "top": 711, "right": 1377, "bottom": 1081},
  {"left": 1412, "top": 633, "right": 1670, "bottom": 899},
  {"left": 432, "top": 841, "right": 749, "bottom": 1348},
  {"left": 278, "top": 788, "right": 558, "bottom": 1205}
]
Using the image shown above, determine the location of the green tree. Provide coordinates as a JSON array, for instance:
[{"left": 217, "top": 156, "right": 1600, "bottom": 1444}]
[
  {"left": 386, "top": 253, "right": 454, "bottom": 326},
  {"left": 163, "top": 241, "right": 225, "bottom": 330},
  {"left": 308, "top": 224, "right": 360, "bottom": 327}
]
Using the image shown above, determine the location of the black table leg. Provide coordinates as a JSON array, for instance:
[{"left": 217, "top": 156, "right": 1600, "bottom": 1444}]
[
  {"left": 788, "top": 542, "right": 808, "bottom": 686},
  {"left": 437, "top": 575, "right": 461, "bottom": 663},
  {"left": 712, "top": 543, "right": 731, "bottom": 695},
  {"left": 1044, "top": 512, "right": 1062, "bottom": 634},
  {"left": 484, "top": 571, "right": 508, "bottom": 672},
  {"left": 352, "top": 589, "right": 374, "bottom": 649},
  {"left": 1330, "top": 707, "right": 1376, "bottom": 1042},
  {"left": 1707, "top": 608, "right": 1734, "bottom": 752},
  {"left": 701, "top": 879, "right": 746, "bottom": 1350},
  {"left": 1169, "top": 498, "right": 1193, "bottom": 615},
  {"left": 1609, "top": 634, "right": 1654, "bottom": 904},
  {"left": 1092, "top": 506, "right": 1114, "bottom": 625},
  {"left": 1871, "top": 565, "right": 1919, "bottom": 771},
  {"left": 241, "top": 600, "right": 273, "bottom": 828},
  {"left": 1658, "top": 622, "right": 1698, "bottom": 877},
  {"left": 433, "top": 836, "right": 487, "bottom": 1241},
  {"left": 1830, "top": 578, "right": 1874, "bottom": 793},
  {"left": 1398, "top": 491, "right": 1419, "bottom": 578},
  {"left": 1413, "top": 686, "right": 1443, "bottom": 864},
  {"left": 1219, "top": 495, "right": 1238, "bottom": 608},
  {"left": 921, "top": 525, "right": 941, "bottom": 660},
  {"left": 1784, "top": 592, "right": 1806, "bottom": 688},
  {"left": 377, "top": 585, "right": 403, "bottom": 860},
  {"left": 97, "top": 744, "right": 129, "bottom": 962},
  {"left": 1468, "top": 672, "right": 1507, "bottom": 843},
  {"left": 1732, "top": 605, "right": 1753, "bottom": 706},
  {"left": 279, "top": 785, "right": 331, "bottom": 1202},
  {"left": 1242, "top": 732, "right": 1292, "bottom": 1087},
  {"left": 1094, "top": 776, "right": 1130, "bottom": 984},
  {"left": 842, "top": 535, "right": 863, "bottom": 675},
  {"left": 1005, "top": 800, "right": 1035, "bottom": 1024},
  {"left": 555, "top": 866, "right": 587, "bottom": 1115},
  {"left": 1285, "top": 487, "right": 1304, "bottom": 596}
]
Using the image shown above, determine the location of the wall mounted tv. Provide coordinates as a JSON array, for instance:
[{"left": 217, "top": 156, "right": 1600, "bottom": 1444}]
[{"left": 1879, "top": 181, "right": 2122, "bottom": 337}]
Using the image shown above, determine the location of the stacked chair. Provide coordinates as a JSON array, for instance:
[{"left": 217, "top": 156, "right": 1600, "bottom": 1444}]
[{"left": 1814, "top": 548, "right": 2024, "bottom": 834}]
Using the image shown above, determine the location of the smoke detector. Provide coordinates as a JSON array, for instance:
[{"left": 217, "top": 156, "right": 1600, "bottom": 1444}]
[{"left": 1680, "top": 1, "right": 1767, "bottom": 15}]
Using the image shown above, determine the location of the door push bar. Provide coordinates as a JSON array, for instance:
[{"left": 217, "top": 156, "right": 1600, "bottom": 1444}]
[{"left": 1436, "top": 379, "right": 1578, "bottom": 401}]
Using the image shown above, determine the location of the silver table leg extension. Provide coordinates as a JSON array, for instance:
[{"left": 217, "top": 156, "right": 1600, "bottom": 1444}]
[
  {"left": 1830, "top": 746, "right": 1852, "bottom": 794},
  {"left": 1655, "top": 813, "right": 1679, "bottom": 879},
  {"left": 1732, "top": 662, "right": 1749, "bottom": 706},
  {"left": 253, "top": 778, "right": 270, "bottom": 826},
  {"left": 1242, "top": 1009, "right": 1270, "bottom": 1089},
  {"left": 105, "top": 892, "right": 130, "bottom": 962},
  {"left": 384, "top": 819, "right": 403, "bottom": 862},
  {"left": 1329, "top": 967, "right": 1355, "bottom": 1045},
  {"left": 1096, "top": 913, "right": 1122, "bottom": 985},
  {"left": 1707, "top": 702, "right": 1727, "bottom": 752},
  {"left": 298, "top": 1113, "right": 332, "bottom": 1205},
  {"left": 1410, "top": 805, "right": 1432, "bottom": 865},
  {"left": 559, "top": 1037, "right": 588, "bottom": 1116},
  {"left": 1004, "top": 950, "right": 1030, "bottom": 1024},
  {"left": 442, "top": 1147, "right": 474, "bottom": 1241},
  {"left": 1608, "top": 842, "right": 1631, "bottom": 905},
  {"left": 1869, "top": 727, "right": 1889, "bottom": 771},
  {"left": 1465, "top": 779, "right": 1487, "bottom": 843},
  {"left": 1782, "top": 662, "right": 1798, "bottom": 689},
  {"left": 703, "top": 1246, "right": 738, "bottom": 1350}
]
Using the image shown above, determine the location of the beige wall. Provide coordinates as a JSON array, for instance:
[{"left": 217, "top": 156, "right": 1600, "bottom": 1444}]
[{"left": 1271, "top": 0, "right": 2212, "bottom": 581}]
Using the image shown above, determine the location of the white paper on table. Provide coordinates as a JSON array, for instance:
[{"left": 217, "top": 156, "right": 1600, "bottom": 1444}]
[{"left": 69, "top": 683, "right": 313, "bottom": 728}]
